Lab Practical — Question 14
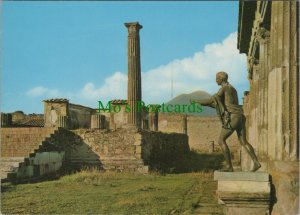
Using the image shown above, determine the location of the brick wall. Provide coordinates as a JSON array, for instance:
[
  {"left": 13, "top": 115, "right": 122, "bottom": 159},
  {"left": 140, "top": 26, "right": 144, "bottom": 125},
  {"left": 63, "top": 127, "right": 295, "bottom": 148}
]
[{"left": 1, "top": 127, "right": 56, "bottom": 157}]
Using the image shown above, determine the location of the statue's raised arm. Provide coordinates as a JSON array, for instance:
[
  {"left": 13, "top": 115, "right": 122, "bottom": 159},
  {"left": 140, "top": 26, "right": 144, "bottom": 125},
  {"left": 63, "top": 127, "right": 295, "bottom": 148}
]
[{"left": 190, "top": 97, "right": 216, "bottom": 108}]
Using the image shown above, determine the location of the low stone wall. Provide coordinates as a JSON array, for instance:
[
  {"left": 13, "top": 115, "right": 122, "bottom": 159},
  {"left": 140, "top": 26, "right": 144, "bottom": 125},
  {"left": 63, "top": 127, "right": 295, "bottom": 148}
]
[
  {"left": 2, "top": 127, "right": 189, "bottom": 181},
  {"left": 1, "top": 127, "right": 56, "bottom": 157},
  {"left": 140, "top": 130, "right": 189, "bottom": 169},
  {"left": 72, "top": 127, "right": 189, "bottom": 172},
  {"left": 158, "top": 113, "right": 241, "bottom": 165},
  {"left": 71, "top": 128, "right": 143, "bottom": 171}
]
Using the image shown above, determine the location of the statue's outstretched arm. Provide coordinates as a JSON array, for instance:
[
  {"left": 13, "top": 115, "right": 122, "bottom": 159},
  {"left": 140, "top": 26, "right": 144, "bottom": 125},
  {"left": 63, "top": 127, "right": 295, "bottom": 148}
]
[{"left": 191, "top": 97, "right": 216, "bottom": 108}]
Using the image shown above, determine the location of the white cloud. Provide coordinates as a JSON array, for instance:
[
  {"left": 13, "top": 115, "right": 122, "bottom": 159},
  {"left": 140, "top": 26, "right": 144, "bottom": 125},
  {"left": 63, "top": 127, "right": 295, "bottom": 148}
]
[
  {"left": 142, "top": 32, "right": 248, "bottom": 103},
  {"left": 26, "top": 86, "right": 60, "bottom": 97},
  {"left": 78, "top": 71, "right": 127, "bottom": 101},
  {"left": 26, "top": 32, "right": 248, "bottom": 107}
]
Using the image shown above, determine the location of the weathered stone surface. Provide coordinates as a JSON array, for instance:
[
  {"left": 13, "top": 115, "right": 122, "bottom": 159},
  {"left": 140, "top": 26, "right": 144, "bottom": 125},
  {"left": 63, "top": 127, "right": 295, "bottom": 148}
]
[
  {"left": 0, "top": 127, "right": 187, "bottom": 177},
  {"left": 158, "top": 113, "right": 241, "bottom": 164},
  {"left": 44, "top": 99, "right": 94, "bottom": 129},
  {"left": 215, "top": 171, "right": 270, "bottom": 215},
  {"left": 238, "top": 1, "right": 299, "bottom": 214},
  {"left": 0, "top": 127, "right": 56, "bottom": 158},
  {"left": 214, "top": 171, "right": 269, "bottom": 182},
  {"left": 218, "top": 181, "right": 270, "bottom": 193},
  {"left": 125, "top": 22, "right": 142, "bottom": 128}
]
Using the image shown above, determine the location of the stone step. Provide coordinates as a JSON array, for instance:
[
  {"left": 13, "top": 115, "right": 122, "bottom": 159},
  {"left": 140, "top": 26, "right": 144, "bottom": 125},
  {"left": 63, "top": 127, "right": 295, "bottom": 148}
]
[{"left": 0, "top": 157, "right": 24, "bottom": 179}]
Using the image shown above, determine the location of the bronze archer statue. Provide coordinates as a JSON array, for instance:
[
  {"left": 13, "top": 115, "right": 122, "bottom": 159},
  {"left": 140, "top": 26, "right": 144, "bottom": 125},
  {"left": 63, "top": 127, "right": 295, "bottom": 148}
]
[{"left": 191, "top": 71, "right": 261, "bottom": 172}]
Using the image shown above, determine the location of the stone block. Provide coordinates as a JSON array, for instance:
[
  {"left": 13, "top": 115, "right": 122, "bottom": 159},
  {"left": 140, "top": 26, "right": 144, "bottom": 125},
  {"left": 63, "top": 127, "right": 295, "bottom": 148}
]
[
  {"left": 137, "top": 166, "right": 149, "bottom": 174},
  {"left": 218, "top": 181, "right": 270, "bottom": 193},
  {"left": 135, "top": 146, "right": 142, "bottom": 154},
  {"left": 214, "top": 171, "right": 269, "bottom": 182},
  {"left": 214, "top": 171, "right": 271, "bottom": 215}
]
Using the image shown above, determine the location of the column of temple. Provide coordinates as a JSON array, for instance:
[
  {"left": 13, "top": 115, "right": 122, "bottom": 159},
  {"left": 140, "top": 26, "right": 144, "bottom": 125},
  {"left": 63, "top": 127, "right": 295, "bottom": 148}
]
[
  {"left": 256, "top": 27, "right": 270, "bottom": 158},
  {"left": 125, "top": 22, "right": 143, "bottom": 128},
  {"left": 268, "top": 1, "right": 298, "bottom": 160}
]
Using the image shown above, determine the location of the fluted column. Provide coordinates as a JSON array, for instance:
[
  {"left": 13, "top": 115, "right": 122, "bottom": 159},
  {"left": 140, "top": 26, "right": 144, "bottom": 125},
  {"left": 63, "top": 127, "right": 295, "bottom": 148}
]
[
  {"left": 125, "top": 22, "right": 143, "bottom": 128},
  {"left": 256, "top": 27, "right": 270, "bottom": 159},
  {"left": 57, "top": 116, "right": 68, "bottom": 128},
  {"left": 268, "top": 1, "right": 299, "bottom": 161}
]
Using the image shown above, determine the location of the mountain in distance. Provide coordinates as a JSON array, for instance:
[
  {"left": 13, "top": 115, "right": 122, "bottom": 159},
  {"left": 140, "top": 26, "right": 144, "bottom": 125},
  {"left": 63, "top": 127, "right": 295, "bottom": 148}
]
[{"left": 165, "top": 90, "right": 217, "bottom": 116}]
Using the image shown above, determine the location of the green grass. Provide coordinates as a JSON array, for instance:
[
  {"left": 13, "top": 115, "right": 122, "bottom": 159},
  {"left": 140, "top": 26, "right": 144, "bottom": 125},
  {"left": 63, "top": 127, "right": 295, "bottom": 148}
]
[
  {"left": 1, "top": 152, "right": 225, "bottom": 214},
  {"left": 1, "top": 170, "right": 224, "bottom": 214}
]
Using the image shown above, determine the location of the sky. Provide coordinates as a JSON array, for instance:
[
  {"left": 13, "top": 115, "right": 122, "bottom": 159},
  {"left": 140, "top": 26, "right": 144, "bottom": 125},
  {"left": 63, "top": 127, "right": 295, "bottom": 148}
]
[{"left": 1, "top": 1, "right": 248, "bottom": 114}]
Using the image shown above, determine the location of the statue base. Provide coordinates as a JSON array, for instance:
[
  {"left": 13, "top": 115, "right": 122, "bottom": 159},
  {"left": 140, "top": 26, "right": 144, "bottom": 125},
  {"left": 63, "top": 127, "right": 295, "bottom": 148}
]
[{"left": 214, "top": 171, "right": 271, "bottom": 215}]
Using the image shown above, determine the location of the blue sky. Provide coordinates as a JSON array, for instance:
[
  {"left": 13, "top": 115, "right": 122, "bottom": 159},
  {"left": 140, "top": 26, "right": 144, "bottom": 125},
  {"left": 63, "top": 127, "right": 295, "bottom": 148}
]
[{"left": 2, "top": 1, "right": 248, "bottom": 114}]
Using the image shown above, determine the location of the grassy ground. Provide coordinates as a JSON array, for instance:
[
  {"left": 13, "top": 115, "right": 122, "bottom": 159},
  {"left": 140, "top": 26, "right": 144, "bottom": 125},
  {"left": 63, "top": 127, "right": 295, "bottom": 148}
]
[{"left": 1, "top": 152, "right": 225, "bottom": 214}]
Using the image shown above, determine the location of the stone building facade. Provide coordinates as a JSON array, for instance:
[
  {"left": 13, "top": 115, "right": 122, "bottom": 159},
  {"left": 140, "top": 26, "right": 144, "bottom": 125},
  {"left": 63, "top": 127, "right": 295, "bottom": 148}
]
[
  {"left": 44, "top": 99, "right": 95, "bottom": 129},
  {"left": 238, "top": 1, "right": 299, "bottom": 214}
]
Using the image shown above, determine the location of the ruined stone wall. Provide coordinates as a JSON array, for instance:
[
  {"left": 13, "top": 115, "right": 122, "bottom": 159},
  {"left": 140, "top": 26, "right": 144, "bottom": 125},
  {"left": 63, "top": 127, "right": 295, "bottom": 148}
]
[
  {"left": 71, "top": 128, "right": 189, "bottom": 171},
  {"left": 68, "top": 104, "right": 94, "bottom": 129},
  {"left": 70, "top": 128, "right": 141, "bottom": 170},
  {"left": 158, "top": 113, "right": 240, "bottom": 154},
  {"left": 1, "top": 127, "right": 56, "bottom": 157},
  {"left": 140, "top": 130, "right": 189, "bottom": 168},
  {"left": 110, "top": 104, "right": 128, "bottom": 129},
  {"left": 1, "top": 126, "right": 190, "bottom": 180}
]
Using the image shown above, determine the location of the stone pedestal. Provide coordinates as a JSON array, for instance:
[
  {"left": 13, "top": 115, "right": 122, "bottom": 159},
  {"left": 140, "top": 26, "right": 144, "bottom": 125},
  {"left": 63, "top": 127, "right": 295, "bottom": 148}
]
[{"left": 214, "top": 171, "right": 270, "bottom": 215}]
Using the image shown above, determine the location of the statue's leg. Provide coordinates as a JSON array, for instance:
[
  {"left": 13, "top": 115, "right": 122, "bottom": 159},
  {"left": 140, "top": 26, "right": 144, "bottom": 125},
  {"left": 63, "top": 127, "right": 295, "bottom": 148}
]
[
  {"left": 236, "top": 116, "right": 261, "bottom": 172},
  {"left": 218, "top": 128, "right": 234, "bottom": 172}
]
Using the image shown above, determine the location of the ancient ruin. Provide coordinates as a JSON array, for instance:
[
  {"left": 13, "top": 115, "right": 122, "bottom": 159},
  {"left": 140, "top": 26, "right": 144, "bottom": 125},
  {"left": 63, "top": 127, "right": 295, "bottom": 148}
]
[
  {"left": 125, "top": 22, "right": 143, "bottom": 128},
  {"left": 1, "top": 2, "right": 299, "bottom": 214},
  {"left": 0, "top": 22, "right": 191, "bottom": 182},
  {"left": 213, "top": 1, "right": 299, "bottom": 215}
]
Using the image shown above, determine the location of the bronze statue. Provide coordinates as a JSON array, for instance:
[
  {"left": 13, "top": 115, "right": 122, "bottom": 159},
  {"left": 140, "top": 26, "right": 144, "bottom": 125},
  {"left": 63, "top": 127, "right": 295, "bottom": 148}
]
[{"left": 191, "top": 71, "right": 261, "bottom": 172}]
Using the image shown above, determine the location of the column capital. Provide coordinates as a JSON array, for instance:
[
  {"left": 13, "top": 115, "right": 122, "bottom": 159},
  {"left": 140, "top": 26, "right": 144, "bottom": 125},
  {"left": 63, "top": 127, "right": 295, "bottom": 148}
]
[{"left": 124, "top": 22, "right": 143, "bottom": 35}]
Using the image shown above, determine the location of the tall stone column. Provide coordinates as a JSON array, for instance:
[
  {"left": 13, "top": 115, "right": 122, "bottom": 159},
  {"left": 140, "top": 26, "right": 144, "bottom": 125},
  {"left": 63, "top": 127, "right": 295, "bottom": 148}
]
[
  {"left": 125, "top": 22, "right": 143, "bottom": 128},
  {"left": 268, "top": 1, "right": 299, "bottom": 161}
]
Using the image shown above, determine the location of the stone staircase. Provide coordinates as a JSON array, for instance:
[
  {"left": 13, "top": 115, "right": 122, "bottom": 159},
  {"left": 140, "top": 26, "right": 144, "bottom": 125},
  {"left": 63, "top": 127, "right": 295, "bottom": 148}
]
[
  {"left": 0, "top": 157, "right": 24, "bottom": 179},
  {"left": 1, "top": 128, "right": 59, "bottom": 181}
]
